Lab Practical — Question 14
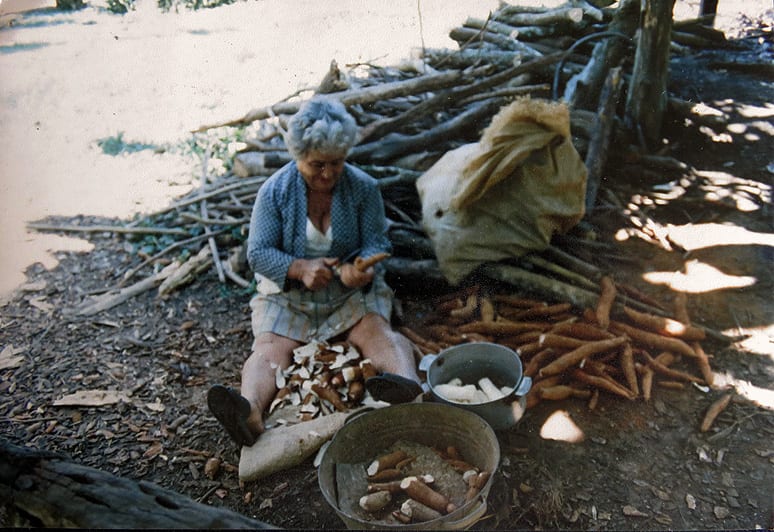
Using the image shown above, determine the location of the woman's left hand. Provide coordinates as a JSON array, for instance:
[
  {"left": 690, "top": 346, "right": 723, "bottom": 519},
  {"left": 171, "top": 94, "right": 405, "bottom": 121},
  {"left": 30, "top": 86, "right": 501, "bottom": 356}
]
[{"left": 337, "top": 263, "right": 374, "bottom": 289}]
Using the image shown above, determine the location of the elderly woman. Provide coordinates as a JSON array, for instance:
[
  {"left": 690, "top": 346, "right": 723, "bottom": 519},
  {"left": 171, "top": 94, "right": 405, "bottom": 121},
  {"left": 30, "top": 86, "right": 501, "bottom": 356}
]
[{"left": 207, "top": 97, "right": 422, "bottom": 447}]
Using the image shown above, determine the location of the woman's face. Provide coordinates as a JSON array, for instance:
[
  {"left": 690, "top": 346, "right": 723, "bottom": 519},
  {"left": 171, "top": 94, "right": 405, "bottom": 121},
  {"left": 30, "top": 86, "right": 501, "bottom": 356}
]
[{"left": 297, "top": 150, "right": 346, "bottom": 193}]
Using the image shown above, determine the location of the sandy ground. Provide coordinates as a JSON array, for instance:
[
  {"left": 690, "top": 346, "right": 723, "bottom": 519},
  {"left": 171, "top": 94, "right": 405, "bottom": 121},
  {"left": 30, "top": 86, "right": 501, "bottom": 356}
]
[{"left": 0, "top": 0, "right": 766, "bottom": 302}]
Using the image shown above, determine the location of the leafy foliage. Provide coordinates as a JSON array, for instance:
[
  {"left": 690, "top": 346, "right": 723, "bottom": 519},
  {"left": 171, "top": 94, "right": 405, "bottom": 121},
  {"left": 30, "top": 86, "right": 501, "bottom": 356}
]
[
  {"left": 157, "top": 0, "right": 241, "bottom": 12},
  {"left": 96, "top": 132, "right": 159, "bottom": 156},
  {"left": 106, "top": 0, "right": 134, "bottom": 14},
  {"left": 56, "top": 0, "right": 86, "bottom": 10}
]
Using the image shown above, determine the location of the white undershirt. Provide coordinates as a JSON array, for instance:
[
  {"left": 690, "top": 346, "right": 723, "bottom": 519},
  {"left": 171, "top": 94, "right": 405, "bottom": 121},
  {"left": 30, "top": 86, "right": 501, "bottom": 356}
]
[{"left": 305, "top": 218, "right": 332, "bottom": 258}]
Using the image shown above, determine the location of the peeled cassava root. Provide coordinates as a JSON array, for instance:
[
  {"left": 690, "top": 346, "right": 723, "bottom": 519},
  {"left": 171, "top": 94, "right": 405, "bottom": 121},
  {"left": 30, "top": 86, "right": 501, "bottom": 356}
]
[
  {"left": 356, "top": 443, "right": 490, "bottom": 524},
  {"left": 433, "top": 376, "right": 512, "bottom": 404}
]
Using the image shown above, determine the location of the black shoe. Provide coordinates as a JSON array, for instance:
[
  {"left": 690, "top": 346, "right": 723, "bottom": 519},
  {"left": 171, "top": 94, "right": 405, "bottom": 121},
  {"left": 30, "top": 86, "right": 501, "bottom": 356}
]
[
  {"left": 365, "top": 373, "right": 423, "bottom": 404},
  {"left": 207, "top": 384, "right": 257, "bottom": 447}
]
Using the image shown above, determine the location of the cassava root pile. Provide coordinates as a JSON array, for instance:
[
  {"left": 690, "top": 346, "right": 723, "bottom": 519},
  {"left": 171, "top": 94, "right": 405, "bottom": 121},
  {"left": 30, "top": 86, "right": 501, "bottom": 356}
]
[
  {"left": 404, "top": 277, "right": 722, "bottom": 417},
  {"left": 267, "top": 341, "right": 378, "bottom": 424}
]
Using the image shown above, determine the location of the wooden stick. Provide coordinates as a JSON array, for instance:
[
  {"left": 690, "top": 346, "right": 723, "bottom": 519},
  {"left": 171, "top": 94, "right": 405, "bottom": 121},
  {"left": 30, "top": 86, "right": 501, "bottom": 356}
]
[
  {"left": 199, "top": 147, "right": 226, "bottom": 284},
  {"left": 26, "top": 222, "right": 188, "bottom": 237},
  {"left": 636, "top": 362, "right": 654, "bottom": 401},
  {"left": 70, "top": 261, "right": 179, "bottom": 316}
]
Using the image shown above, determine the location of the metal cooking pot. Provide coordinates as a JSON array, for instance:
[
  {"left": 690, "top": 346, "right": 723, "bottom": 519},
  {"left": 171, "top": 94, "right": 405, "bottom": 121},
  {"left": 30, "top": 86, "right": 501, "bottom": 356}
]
[
  {"left": 419, "top": 342, "right": 532, "bottom": 430},
  {"left": 318, "top": 403, "right": 500, "bottom": 530}
]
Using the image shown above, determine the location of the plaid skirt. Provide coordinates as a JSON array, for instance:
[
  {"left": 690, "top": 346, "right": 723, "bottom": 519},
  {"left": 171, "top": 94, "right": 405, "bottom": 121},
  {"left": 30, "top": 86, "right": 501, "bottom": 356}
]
[{"left": 250, "top": 275, "right": 394, "bottom": 343}]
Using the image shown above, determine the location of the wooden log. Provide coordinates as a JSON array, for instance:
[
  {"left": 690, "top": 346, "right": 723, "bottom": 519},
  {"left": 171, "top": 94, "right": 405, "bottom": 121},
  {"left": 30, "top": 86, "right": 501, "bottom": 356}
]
[
  {"left": 449, "top": 26, "right": 522, "bottom": 52},
  {"left": 233, "top": 151, "right": 292, "bottom": 178},
  {"left": 481, "top": 263, "right": 601, "bottom": 310},
  {"left": 671, "top": 29, "right": 721, "bottom": 48},
  {"left": 158, "top": 245, "right": 214, "bottom": 296},
  {"left": 422, "top": 48, "right": 523, "bottom": 71},
  {"left": 584, "top": 66, "right": 624, "bottom": 212},
  {"left": 350, "top": 99, "right": 502, "bottom": 164},
  {"left": 699, "top": 0, "right": 718, "bottom": 26},
  {"left": 625, "top": 0, "right": 674, "bottom": 148},
  {"left": 495, "top": 5, "right": 585, "bottom": 27},
  {"left": 0, "top": 440, "right": 272, "bottom": 529}
]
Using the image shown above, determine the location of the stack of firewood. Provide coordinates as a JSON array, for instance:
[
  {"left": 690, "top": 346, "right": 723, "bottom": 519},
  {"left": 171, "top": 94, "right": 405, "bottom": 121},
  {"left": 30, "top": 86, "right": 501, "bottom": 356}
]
[{"left": 37, "top": 1, "right": 735, "bottom": 320}]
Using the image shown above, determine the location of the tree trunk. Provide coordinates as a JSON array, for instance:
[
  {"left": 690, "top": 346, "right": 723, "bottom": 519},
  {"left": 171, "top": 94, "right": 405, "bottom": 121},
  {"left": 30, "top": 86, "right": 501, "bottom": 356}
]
[
  {"left": 699, "top": 0, "right": 719, "bottom": 26},
  {"left": 0, "top": 440, "right": 273, "bottom": 529},
  {"left": 625, "top": 0, "right": 675, "bottom": 148}
]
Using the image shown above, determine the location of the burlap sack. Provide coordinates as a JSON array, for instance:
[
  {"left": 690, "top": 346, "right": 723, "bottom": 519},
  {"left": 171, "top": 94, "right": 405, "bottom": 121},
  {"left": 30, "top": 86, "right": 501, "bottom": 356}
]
[{"left": 416, "top": 98, "right": 587, "bottom": 285}]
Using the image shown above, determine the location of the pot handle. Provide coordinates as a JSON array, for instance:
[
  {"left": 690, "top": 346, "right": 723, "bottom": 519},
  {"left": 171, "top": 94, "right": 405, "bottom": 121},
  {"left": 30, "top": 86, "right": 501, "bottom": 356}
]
[
  {"left": 514, "top": 376, "right": 532, "bottom": 396},
  {"left": 418, "top": 353, "right": 437, "bottom": 372}
]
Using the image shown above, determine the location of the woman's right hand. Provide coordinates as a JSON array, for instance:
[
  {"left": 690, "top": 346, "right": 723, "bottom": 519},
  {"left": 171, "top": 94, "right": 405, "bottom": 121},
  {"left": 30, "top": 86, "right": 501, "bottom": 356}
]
[{"left": 289, "top": 257, "right": 339, "bottom": 290}]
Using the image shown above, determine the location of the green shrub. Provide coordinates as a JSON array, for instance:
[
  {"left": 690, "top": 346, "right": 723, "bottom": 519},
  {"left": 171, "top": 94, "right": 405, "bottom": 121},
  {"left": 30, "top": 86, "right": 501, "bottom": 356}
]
[
  {"left": 106, "top": 0, "right": 135, "bottom": 13},
  {"left": 157, "top": 0, "right": 240, "bottom": 12},
  {"left": 56, "top": 0, "right": 86, "bottom": 10}
]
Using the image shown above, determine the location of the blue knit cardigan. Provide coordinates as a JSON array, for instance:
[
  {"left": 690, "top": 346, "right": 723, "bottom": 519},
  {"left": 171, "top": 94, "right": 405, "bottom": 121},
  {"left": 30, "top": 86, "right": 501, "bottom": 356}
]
[{"left": 246, "top": 162, "right": 391, "bottom": 290}]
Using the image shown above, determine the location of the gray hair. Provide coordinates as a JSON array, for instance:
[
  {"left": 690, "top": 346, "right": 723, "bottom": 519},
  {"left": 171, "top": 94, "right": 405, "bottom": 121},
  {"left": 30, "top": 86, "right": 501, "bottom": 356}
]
[{"left": 284, "top": 97, "right": 358, "bottom": 160}]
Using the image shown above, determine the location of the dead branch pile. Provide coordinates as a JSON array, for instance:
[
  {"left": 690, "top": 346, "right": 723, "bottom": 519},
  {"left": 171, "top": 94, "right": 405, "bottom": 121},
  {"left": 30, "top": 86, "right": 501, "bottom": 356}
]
[{"left": 29, "top": 1, "right": 734, "bottom": 322}]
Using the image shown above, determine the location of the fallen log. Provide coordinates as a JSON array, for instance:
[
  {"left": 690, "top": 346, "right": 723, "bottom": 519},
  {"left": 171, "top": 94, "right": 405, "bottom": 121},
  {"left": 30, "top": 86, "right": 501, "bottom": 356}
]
[{"left": 0, "top": 440, "right": 272, "bottom": 529}]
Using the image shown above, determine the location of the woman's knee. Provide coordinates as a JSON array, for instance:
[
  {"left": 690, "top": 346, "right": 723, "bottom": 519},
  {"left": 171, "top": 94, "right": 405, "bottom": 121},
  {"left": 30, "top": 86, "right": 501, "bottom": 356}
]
[
  {"left": 250, "top": 332, "right": 298, "bottom": 366},
  {"left": 349, "top": 313, "right": 391, "bottom": 342}
]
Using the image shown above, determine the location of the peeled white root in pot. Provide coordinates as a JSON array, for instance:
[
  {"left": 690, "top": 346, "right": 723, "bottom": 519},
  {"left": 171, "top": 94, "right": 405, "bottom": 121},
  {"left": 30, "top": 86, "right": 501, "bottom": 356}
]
[{"left": 434, "top": 377, "right": 514, "bottom": 404}]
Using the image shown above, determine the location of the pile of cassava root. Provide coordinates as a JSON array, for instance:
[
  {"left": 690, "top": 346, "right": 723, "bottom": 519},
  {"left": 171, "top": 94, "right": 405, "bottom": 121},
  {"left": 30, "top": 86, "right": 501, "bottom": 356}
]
[
  {"left": 356, "top": 441, "right": 490, "bottom": 525},
  {"left": 265, "top": 341, "right": 379, "bottom": 424},
  {"left": 400, "top": 276, "right": 726, "bottom": 426}
]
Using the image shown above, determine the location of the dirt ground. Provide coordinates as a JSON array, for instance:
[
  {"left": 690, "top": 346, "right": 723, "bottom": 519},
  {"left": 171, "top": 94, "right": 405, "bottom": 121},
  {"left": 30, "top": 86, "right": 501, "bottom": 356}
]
[{"left": 1, "top": 1, "right": 773, "bottom": 530}]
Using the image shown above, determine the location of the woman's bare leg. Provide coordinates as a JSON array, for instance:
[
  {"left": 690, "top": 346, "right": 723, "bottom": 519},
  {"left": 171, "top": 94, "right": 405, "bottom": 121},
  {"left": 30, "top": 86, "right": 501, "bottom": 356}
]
[
  {"left": 347, "top": 313, "right": 420, "bottom": 383},
  {"left": 241, "top": 332, "right": 302, "bottom": 435}
]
